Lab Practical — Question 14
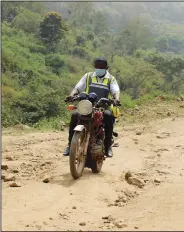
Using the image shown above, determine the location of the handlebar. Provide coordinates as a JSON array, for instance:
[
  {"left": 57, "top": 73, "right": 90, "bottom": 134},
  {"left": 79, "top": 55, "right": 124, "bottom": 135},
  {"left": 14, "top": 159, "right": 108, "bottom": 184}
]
[
  {"left": 65, "top": 95, "right": 121, "bottom": 107},
  {"left": 64, "top": 95, "right": 81, "bottom": 103},
  {"left": 109, "top": 99, "right": 121, "bottom": 107}
]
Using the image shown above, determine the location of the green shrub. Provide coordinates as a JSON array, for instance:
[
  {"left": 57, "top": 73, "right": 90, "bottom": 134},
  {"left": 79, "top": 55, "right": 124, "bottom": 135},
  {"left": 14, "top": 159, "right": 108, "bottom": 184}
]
[
  {"left": 71, "top": 46, "right": 87, "bottom": 58},
  {"left": 45, "top": 54, "right": 65, "bottom": 75},
  {"left": 35, "top": 112, "right": 71, "bottom": 130},
  {"left": 120, "top": 94, "right": 136, "bottom": 108},
  {"left": 76, "top": 35, "right": 86, "bottom": 46},
  {"left": 86, "top": 31, "right": 95, "bottom": 41},
  {"left": 12, "top": 9, "right": 42, "bottom": 34},
  {"left": 29, "top": 44, "right": 47, "bottom": 54},
  {"left": 35, "top": 117, "right": 62, "bottom": 130}
]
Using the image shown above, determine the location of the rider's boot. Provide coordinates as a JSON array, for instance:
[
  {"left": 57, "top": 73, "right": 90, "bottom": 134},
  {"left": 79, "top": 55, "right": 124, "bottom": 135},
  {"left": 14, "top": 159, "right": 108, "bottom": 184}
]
[
  {"left": 104, "top": 135, "right": 113, "bottom": 158},
  {"left": 107, "top": 147, "right": 113, "bottom": 157},
  {"left": 63, "top": 111, "right": 79, "bottom": 156},
  {"left": 113, "top": 131, "right": 118, "bottom": 137},
  {"left": 63, "top": 144, "right": 70, "bottom": 156},
  {"left": 104, "top": 145, "right": 113, "bottom": 158}
]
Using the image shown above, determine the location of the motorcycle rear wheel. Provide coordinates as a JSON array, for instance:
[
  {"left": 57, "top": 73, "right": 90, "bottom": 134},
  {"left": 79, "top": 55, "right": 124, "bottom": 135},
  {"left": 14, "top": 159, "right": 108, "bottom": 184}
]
[{"left": 69, "top": 131, "right": 86, "bottom": 179}]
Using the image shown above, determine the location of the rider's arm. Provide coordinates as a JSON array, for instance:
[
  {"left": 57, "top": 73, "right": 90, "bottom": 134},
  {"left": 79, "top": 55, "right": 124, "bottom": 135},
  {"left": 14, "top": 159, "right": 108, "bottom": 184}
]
[
  {"left": 69, "top": 74, "right": 88, "bottom": 96},
  {"left": 114, "top": 92, "right": 120, "bottom": 101},
  {"left": 110, "top": 77, "right": 120, "bottom": 100}
]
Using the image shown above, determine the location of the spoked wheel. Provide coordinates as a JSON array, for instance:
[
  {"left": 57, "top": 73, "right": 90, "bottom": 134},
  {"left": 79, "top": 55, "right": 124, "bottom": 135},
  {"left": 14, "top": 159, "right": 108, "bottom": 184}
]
[{"left": 69, "top": 131, "right": 86, "bottom": 179}]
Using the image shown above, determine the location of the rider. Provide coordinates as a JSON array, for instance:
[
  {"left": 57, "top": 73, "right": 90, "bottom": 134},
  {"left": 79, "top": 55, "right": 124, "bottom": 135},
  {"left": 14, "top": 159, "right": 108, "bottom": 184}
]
[{"left": 63, "top": 57, "right": 120, "bottom": 158}]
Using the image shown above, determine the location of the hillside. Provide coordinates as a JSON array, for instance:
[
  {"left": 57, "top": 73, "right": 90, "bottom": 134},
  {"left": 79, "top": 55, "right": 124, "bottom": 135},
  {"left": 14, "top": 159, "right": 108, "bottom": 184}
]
[{"left": 2, "top": 1, "right": 184, "bottom": 128}]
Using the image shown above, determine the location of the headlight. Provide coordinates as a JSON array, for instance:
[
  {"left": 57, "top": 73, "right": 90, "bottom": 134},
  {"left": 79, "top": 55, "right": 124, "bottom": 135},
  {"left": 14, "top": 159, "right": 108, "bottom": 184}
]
[{"left": 77, "top": 100, "right": 92, "bottom": 115}]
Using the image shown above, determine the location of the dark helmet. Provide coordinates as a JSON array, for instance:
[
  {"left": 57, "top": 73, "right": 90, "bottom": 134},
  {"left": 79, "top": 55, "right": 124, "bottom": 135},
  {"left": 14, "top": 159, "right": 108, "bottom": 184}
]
[{"left": 93, "top": 57, "right": 108, "bottom": 69}]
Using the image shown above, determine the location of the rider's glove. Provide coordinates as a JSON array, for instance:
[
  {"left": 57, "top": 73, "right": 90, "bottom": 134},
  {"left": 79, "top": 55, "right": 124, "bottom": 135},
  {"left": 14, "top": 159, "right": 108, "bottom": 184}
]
[
  {"left": 64, "top": 96, "right": 73, "bottom": 102},
  {"left": 114, "top": 99, "right": 121, "bottom": 106}
]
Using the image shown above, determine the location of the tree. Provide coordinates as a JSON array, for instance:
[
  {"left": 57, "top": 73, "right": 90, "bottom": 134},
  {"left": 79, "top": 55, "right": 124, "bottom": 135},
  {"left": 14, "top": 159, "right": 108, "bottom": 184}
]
[
  {"left": 101, "top": 14, "right": 154, "bottom": 62},
  {"left": 111, "top": 56, "right": 164, "bottom": 99},
  {"left": 125, "top": 15, "right": 153, "bottom": 54},
  {"left": 1, "top": 1, "right": 21, "bottom": 22},
  {"left": 125, "top": 59, "right": 163, "bottom": 99},
  {"left": 67, "top": 2, "right": 93, "bottom": 28},
  {"left": 92, "top": 11, "right": 109, "bottom": 35},
  {"left": 156, "top": 35, "right": 184, "bottom": 54},
  {"left": 22, "top": 2, "right": 45, "bottom": 15},
  {"left": 101, "top": 31, "right": 131, "bottom": 63},
  {"left": 12, "top": 9, "right": 41, "bottom": 34},
  {"left": 40, "top": 12, "right": 68, "bottom": 44},
  {"left": 118, "top": 29, "right": 133, "bottom": 55},
  {"left": 135, "top": 50, "right": 184, "bottom": 94},
  {"left": 171, "top": 71, "right": 184, "bottom": 95},
  {"left": 1, "top": 1, "right": 45, "bottom": 23},
  {"left": 156, "top": 37, "right": 169, "bottom": 52},
  {"left": 101, "top": 34, "right": 122, "bottom": 63}
]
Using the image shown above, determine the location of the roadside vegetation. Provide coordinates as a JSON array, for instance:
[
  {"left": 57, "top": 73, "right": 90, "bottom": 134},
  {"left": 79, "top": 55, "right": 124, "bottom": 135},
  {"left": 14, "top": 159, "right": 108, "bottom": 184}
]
[{"left": 2, "top": 2, "right": 184, "bottom": 129}]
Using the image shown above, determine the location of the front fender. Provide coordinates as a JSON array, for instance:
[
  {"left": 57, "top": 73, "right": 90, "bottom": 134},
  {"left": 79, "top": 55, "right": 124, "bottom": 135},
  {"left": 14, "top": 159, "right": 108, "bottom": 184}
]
[
  {"left": 74, "top": 125, "right": 86, "bottom": 132},
  {"left": 74, "top": 125, "right": 89, "bottom": 154}
]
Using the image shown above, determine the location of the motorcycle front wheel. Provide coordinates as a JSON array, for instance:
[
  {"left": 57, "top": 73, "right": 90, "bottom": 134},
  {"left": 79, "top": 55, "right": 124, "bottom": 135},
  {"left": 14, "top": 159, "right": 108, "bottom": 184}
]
[
  {"left": 91, "top": 159, "right": 103, "bottom": 173},
  {"left": 69, "top": 131, "right": 86, "bottom": 179}
]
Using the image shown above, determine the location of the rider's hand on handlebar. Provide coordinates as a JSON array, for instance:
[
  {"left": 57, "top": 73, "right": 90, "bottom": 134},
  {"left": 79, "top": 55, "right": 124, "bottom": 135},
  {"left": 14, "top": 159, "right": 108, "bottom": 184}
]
[
  {"left": 114, "top": 99, "right": 121, "bottom": 106},
  {"left": 64, "top": 96, "right": 73, "bottom": 103}
]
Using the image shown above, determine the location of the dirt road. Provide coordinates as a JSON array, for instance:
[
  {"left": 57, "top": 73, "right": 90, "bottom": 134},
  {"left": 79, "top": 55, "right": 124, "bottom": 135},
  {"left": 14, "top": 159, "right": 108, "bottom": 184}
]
[{"left": 2, "top": 108, "right": 184, "bottom": 230}]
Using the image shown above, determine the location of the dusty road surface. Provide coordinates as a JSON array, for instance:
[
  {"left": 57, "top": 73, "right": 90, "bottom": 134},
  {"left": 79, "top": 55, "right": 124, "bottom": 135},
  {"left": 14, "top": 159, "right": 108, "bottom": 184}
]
[{"left": 2, "top": 105, "right": 184, "bottom": 231}]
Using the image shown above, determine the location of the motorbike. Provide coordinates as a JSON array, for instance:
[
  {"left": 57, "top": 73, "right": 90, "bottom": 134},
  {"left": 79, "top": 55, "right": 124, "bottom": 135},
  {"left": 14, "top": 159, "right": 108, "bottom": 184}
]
[{"left": 65, "top": 92, "right": 121, "bottom": 179}]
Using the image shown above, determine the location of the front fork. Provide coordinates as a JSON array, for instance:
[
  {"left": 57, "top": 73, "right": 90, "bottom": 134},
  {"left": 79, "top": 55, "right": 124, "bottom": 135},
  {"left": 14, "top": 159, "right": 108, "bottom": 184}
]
[
  {"left": 84, "top": 132, "right": 90, "bottom": 155},
  {"left": 74, "top": 115, "right": 92, "bottom": 155}
]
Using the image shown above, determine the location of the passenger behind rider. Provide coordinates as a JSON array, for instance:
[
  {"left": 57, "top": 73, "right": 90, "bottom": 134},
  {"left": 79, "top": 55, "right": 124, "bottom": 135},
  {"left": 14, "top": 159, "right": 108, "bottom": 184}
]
[{"left": 64, "top": 57, "right": 121, "bottom": 158}]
